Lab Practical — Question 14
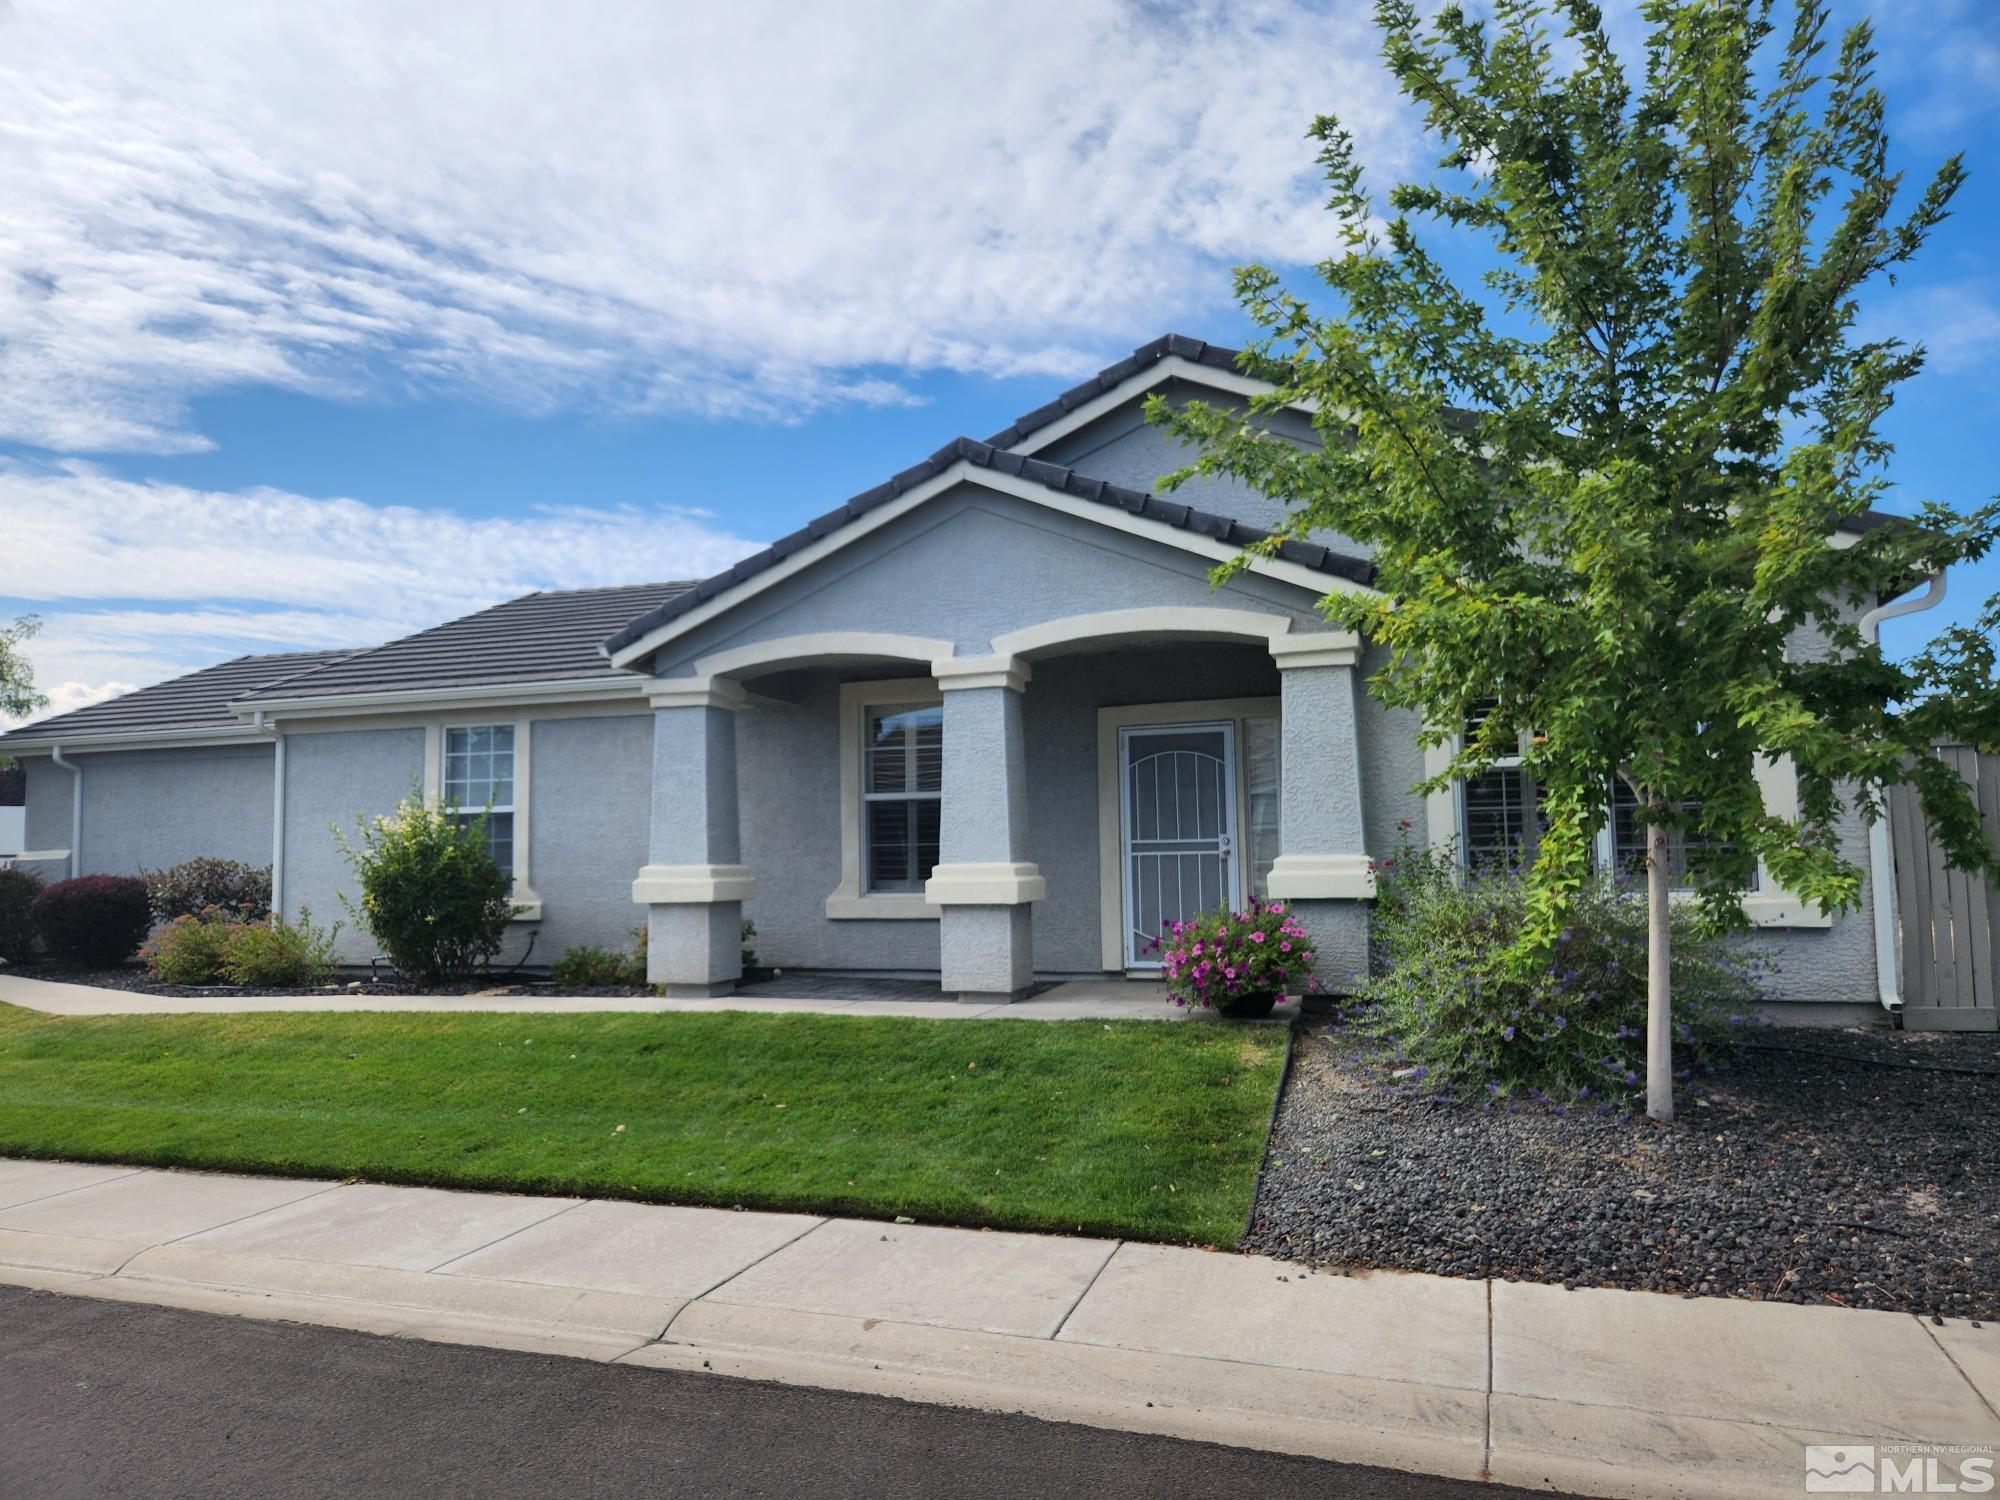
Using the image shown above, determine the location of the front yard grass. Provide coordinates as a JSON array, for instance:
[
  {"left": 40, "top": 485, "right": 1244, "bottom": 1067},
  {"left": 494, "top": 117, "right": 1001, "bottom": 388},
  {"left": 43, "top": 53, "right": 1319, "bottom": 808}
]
[{"left": 0, "top": 1004, "right": 1286, "bottom": 1246}]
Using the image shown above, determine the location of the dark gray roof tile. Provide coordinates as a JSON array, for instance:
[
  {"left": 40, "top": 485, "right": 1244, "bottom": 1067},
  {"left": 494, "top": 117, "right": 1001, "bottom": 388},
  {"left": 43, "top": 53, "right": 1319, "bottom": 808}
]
[{"left": 0, "top": 650, "right": 357, "bottom": 747}]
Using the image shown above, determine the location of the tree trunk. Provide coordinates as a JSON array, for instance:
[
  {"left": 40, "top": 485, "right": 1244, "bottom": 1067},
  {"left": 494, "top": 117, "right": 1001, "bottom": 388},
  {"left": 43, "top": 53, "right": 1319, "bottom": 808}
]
[{"left": 1645, "top": 818, "right": 1674, "bottom": 1123}]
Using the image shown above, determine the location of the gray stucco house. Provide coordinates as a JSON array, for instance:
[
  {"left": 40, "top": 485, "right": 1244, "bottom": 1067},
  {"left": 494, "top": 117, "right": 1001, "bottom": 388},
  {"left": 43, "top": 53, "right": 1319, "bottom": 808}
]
[{"left": 1, "top": 336, "right": 1928, "bottom": 1016}]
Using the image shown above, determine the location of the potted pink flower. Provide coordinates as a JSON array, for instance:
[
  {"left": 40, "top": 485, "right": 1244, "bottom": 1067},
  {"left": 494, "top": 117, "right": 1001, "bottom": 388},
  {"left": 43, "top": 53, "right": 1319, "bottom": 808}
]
[{"left": 1153, "top": 901, "right": 1318, "bottom": 1018}]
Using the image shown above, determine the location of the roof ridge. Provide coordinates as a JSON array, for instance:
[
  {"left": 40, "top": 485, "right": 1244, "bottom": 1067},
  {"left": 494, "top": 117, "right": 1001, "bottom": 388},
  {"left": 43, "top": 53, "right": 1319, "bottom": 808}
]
[{"left": 982, "top": 333, "right": 1250, "bottom": 449}]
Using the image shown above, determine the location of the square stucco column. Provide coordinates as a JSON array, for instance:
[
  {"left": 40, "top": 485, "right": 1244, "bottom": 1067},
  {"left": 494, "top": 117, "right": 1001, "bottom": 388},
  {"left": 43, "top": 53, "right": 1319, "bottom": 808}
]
[
  {"left": 1267, "top": 635, "right": 1373, "bottom": 993},
  {"left": 633, "top": 680, "right": 753, "bottom": 998},
  {"left": 926, "top": 659, "right": 1043, "bottom": 1003}
]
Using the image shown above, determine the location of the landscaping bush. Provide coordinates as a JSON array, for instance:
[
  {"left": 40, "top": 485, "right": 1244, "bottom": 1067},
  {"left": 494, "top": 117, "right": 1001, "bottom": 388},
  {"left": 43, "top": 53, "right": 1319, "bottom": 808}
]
[
  {"left": 334, "top": 794, "right": 516, "bottom": 987},
  {"left": 0, "top": 867, "right": 40, "bottom": 965},
  {"left": 143, "top": 910, "right": 236, "bottom": 985},
  {"left": 1362, "top": 844, "right": 1759, "bottom": 1106},
  {"left": 550, "top": 939, "right": 646, "bottom": 988},
  {"left": 143, "top": 858, "right": 272, "bottom": 923},
  {"left": 221, "top": 910, "right": 338, "bottom": 988},
  {"left": 31, "top": 874, "right": 152, "bottom": 966}
]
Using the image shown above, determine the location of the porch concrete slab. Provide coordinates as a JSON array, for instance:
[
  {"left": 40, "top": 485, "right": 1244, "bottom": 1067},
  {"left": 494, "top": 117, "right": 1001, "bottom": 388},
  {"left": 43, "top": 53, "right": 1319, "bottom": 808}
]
[
  {"left": 0, "top": 1168, "right": 337, "bottom": 1243},
  {"left": 0, "top": 1158, "right": 146, "bottom": 1212},
  {"left": 435, "top": 1199, "right": 823, "bottom": 1300},
  {"left": 702, "top": 1217, "right": 1118, "bottom": 1338},
  {"left": 1056, "top": 1245, "right": 1488, "bottom": 1390},
  {"left": 179, "top": 1182, "right": 580, "bottom": 1272},
  {"left": 1492, "top": 1277, "right": 1997, "bottom": 1439},
  {"left": 1033, "top": 979, "right": 1170, "bottom": 1006}
]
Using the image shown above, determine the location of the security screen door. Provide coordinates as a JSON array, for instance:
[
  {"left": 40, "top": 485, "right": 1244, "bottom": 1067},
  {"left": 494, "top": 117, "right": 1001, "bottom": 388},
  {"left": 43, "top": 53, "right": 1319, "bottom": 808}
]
[{"left": 1119, "top": 721, "right": 1240, "bottom": 968}]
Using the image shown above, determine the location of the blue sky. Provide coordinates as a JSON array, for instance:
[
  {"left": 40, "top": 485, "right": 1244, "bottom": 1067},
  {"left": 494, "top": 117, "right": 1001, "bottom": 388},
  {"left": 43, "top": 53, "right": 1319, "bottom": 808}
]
[{"left": 0, "top": 0, "right": 1994, "bottom": 718}]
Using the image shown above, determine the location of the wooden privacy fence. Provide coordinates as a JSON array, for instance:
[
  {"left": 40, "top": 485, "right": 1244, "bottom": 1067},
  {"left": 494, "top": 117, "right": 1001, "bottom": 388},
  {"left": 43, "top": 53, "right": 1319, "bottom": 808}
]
[{"left": 1887, "top": 743, "right": 2000, "bottom": 1031}]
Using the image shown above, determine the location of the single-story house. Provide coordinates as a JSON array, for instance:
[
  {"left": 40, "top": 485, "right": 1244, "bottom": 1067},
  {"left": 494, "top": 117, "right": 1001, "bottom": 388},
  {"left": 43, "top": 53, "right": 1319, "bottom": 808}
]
[{"left": 1, "top": 336, "right": 1932, "bottom": 1019}]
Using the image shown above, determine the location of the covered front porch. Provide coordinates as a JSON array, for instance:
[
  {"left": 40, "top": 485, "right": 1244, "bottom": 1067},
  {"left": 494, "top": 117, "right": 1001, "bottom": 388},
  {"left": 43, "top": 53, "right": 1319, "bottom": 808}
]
[{"left": 632, "top": 608, "right": 1384, "bottom": 1001}]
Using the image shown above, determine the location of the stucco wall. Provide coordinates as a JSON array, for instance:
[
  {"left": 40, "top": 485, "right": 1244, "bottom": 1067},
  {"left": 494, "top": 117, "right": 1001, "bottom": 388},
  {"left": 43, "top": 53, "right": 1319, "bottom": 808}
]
[
  {"left": 529, "top": 712, "right": 653, "bottom": 959},
  {"left": 281, "top": 726, "right": 425, "bottom": 962},
  {"left": 58, "top": 744, "right": 275, "bottom": 878},
  {"left": 21, "top": 755, "right": 70, "bottom": 854},
  {"left": 652, "top": 483, "right": 1336, "bottom": 677},
  {"left": 1033, "top": 380, "right": 1368, "bottom": 558}
]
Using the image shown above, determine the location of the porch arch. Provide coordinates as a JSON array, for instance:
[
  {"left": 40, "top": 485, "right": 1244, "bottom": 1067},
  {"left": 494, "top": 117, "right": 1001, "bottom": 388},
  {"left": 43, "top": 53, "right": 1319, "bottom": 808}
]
[
  {"left": 691, "top": 631, "right": 957, "bottom": 682},
  {"left": 990, "top": 607, "right": 1301, "bottom": 662}
]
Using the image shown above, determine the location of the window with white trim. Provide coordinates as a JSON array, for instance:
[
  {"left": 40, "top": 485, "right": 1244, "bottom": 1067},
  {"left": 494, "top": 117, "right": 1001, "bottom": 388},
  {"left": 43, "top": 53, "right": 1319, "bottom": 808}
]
[
  {"left": 1459, "top": 702, "right": 1544, "bottom": 871},
  {"left": 1609, "top": 779, "right": 1752, "bottom": 892},
  {"left": 861, "top": 702, "right": 941, "bottom": 893},
  {"left": 443, "top": 724, "right": 515, "bottom": 878}
]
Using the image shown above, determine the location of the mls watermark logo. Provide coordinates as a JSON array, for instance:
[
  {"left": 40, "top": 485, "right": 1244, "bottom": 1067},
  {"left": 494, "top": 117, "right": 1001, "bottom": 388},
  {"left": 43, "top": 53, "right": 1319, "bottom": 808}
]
[
  {"left": 1807, "top": 1448, "right": 1879, "bottom": 1492},
  {"left": 1805, "top": 1444, "right": 1996, "bottom": 1493}
]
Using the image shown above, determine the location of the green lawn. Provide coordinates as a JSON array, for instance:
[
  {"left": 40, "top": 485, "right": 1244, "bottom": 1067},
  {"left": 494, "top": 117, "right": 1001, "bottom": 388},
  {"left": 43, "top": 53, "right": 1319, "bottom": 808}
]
[{"left": 0, "top": 1004, "right": 1287, "bottom": 1246}]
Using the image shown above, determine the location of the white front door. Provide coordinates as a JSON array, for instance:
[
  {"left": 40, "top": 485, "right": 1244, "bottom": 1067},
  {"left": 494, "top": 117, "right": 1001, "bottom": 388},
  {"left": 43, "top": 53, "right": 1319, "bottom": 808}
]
[{"left": 1119, "top": 721, "right": 1240, "bottom": 968}]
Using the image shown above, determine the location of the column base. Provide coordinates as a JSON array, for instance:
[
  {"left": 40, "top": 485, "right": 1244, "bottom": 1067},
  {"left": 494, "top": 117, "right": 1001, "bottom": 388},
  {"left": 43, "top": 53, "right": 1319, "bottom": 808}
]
[
  {"left": 647, "top": 902, "right": 744, "bottom": 990},
  {"left": 1280, "top": 898, "right": 1370, "bottom": 994},
  {"left": 939, "top": 905, "right": 1033, "bottom": 997},
  {"left": 660, "top": 980, "right": 740, "bottom": 1000},
  {"left": 954, "top": 988, "right": 1030, "bottom": 1006}
]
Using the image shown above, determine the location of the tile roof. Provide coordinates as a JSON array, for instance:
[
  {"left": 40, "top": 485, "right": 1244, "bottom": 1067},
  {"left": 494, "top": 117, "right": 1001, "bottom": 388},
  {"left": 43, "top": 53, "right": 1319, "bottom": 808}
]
[
  {"left": 981, "top": 332, "right": 1253, "bottom": 448},
  {"left": 0, "top": 650, "right": 355, "bottom": 746},
  {"left": 238, "top": 582, "right": 696, "bottom": 703},
  {"left": 601, "top": 435, "right": 1376, "bottom": 658}
]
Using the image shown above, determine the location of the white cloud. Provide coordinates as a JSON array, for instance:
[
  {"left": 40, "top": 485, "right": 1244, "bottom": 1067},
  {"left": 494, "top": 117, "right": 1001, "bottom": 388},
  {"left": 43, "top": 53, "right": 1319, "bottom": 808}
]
[
  {"left": 1857, "top": 282, "right": 2000, "bottom": 377},
  {"left": 0, "top": 462, "right": 765, "bottom": 698},
  {"left": 0, "top": 0, "right": 1413, "bottom": 454}
]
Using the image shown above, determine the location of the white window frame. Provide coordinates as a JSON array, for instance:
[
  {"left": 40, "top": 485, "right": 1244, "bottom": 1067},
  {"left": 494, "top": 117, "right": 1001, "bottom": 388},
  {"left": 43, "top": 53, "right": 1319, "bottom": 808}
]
[
  {"left": 423, "top": 717, "right": 540, "bottom": 921},
  {"left": 1422, "top": 733, "right": 1827, "bottom": 929},
  {"left": 827, "top": 678, "right": 943, "bottom": 920}
]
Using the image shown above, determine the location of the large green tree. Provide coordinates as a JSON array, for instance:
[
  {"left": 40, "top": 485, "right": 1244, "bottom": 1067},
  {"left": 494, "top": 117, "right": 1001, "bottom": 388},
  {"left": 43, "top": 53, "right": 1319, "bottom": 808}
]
[
  {"left": 1154, "top": 0, "right": 2000, "bottom": 1120},
  {"left": 0, "top": 614, "right": 48, "bottom": 733}
]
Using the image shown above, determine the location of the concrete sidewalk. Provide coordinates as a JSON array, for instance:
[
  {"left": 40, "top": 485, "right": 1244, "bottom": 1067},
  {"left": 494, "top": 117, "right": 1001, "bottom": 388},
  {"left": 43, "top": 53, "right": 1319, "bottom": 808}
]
[
  {"left": 0, "top": 1158, "right": 1992, "bottom": 1499},
  {"left": 0, "top": 972, "right": 1269, "bottom": 1022}
]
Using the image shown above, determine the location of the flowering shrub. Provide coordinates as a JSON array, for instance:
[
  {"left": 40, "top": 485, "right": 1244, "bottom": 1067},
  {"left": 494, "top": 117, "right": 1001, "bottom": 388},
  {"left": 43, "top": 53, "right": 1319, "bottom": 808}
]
[
  {"left": 551, "top": 937, "right": 646, "bottom": 988},
  {"left": 334, "top": 793, "right": 516, "bottom": 987},
  {"left": 143, "top": 857, "right": 272, "bottom": 923},
  {"left": 0, "top": 867, "right": 40, "bottom": 964},
  {"left": 221, "top": 910, "right": 338, "bottom": 987},
  {"left": 144, "top": 910, "right": 238, "bottom": 984},
  {"left": 1362, "top": 843, "right": 1759, "bottom": 1106},
  {"left": 31, "top": 874, "right": 151, "bottom": 966},
  {"left": 144, "top": 906, "right": 340, "bottom": 987},
  {"left": 1156, "top": 901, "right": 1318, "bottom": 1009}
]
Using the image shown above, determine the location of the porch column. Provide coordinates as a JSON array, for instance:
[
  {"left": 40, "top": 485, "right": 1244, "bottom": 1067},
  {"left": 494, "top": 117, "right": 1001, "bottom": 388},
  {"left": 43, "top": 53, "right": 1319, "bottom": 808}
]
[
  {"left": 926, "top": 657, "right": 1043, "bottom": 1002},
  {"left": 633, "top": 678, "right": 753, "bottom": 998},
  {"left": 1266, "top": 633, "right": 1373, "bottom": 991}
]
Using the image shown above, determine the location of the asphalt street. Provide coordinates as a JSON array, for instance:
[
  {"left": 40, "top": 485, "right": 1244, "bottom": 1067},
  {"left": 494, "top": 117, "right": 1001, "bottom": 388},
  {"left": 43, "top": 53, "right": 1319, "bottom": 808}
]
[{"left": 0, "top": 1284, "right": 1586, "bottom": 1499}]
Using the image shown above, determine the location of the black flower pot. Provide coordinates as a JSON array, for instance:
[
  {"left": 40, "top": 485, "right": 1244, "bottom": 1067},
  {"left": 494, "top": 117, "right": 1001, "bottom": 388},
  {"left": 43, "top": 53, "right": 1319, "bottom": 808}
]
[{"left": 1219, "top": 991, "right": 1279, "bottom": 1020}]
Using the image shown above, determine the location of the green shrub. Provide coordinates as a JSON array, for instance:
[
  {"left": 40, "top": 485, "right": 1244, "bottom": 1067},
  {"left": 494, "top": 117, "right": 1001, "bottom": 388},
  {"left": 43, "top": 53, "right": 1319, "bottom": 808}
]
[
  {"left": 0, "top": 867, "right": 40, "bottom": 964},
  {"left": 143, "top": 857, "right": 272, "bottom": 922},
  {"left": 334, "top": 794, "right": 516, "bottom": 987},
  {"left": 1362, "top": 844, "right": 1759, "bottom": 1106},
  {"left": 143, "top": 910, "right": 236, "bottom": 985},
  {"left": 222, "top": 910, "right": 338, "bottom": 987},
  {"left": 31, "top": 875, "right": 152, "bottom": 966},
  {"left": 550, "top": 940, "right": 646, "bottom": 987}
]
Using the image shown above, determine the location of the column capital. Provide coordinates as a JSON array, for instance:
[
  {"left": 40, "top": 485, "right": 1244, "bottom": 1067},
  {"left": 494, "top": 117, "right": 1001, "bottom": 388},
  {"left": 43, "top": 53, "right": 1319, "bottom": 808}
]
[
  {"left": 646, "top": 677, "right": 749, "bottom": 711},
  {"left": 1267, "top": 631, "right": 1362, "bottom": 671},
  {"left": 632, "top": 863, "right": 756, "bottom": 903},
  {"left": 925, "top": 861, "right": 1046, "bottom": 905},
  {"left": 931, "top": 655, "right": 1031, "bottom": 693},
  {"left": 1265, "top": 853, "right": 1375, "bottom": 900}
]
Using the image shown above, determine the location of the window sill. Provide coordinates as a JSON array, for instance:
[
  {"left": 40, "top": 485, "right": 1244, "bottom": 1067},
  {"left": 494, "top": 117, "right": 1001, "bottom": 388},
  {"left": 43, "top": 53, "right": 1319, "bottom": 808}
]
[
  {"left": 825, "top": 888, "right": 938, "bottom": 921},
  {"left": 1740, "top": 893, "right": 1832, "bottom": 930},
  {"left": 509, "top": 889, "right": 543, "bottom": 923}
]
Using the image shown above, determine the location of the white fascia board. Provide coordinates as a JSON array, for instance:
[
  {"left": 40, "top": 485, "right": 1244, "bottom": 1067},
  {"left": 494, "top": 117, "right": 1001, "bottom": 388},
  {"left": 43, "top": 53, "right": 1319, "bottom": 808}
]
[
  {"left": 1005, "top": 355, "right": 1319, "bottom": 458},
  {"left": 607, "top": 461, "right": 1376, "bottom": 672},
  {"left": 235, "top": 674, "right": 645, "bottom": 723},
  {"left": 0, "top": 726, "right": 272, "bottom": 756}
]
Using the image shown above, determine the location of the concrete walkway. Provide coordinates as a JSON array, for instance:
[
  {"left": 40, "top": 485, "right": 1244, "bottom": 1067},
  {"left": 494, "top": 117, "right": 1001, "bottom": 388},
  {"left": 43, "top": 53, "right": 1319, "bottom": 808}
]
[
  {"left": 0, "top": 973, "right": 1275, "bottom": 1022},
  {"left": 0, "top": 1159, "right": 1991, "bottom": 1500}
]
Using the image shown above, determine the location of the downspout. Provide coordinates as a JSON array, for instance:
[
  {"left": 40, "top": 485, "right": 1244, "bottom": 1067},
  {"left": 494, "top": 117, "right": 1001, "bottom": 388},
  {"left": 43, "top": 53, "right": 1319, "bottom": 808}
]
[
  {"left": 1858, "top": 568, "right": 1948, "bottom": 1016},
  {"left": 48, "top": 744, "right": 81, "bottom": 880},
  {"left": 262, "top": 712, "right": 287, "bottom": 921}
]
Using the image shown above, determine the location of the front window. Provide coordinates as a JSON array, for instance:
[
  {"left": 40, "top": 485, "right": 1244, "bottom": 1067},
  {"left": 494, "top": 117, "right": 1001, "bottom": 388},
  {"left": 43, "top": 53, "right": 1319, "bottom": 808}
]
[
  {"left": 862, "top": 702, "right": 941, "bottom": 893},
  {"left": 443, "top": 724, "right": 515, "bottom": 879},
  {"left": 1460, "top": 701, "right": 1542, "bottom": 871},
  {"left": 1609, "top": 779, "right": 1750, "bottom": 892}
]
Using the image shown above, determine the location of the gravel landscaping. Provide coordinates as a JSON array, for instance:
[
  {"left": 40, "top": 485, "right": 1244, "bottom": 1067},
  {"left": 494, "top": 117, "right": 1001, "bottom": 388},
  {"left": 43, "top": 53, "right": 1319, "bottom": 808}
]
[{"left": 1245, "top": 1020, "right": 2000, "bottom": 1320}]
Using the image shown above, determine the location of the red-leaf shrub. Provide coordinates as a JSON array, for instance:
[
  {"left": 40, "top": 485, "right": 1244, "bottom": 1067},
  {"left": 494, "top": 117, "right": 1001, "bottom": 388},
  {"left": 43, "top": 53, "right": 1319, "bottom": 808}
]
[{"left": 31, "top": 874, "right": 152, "bottom": 966}]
